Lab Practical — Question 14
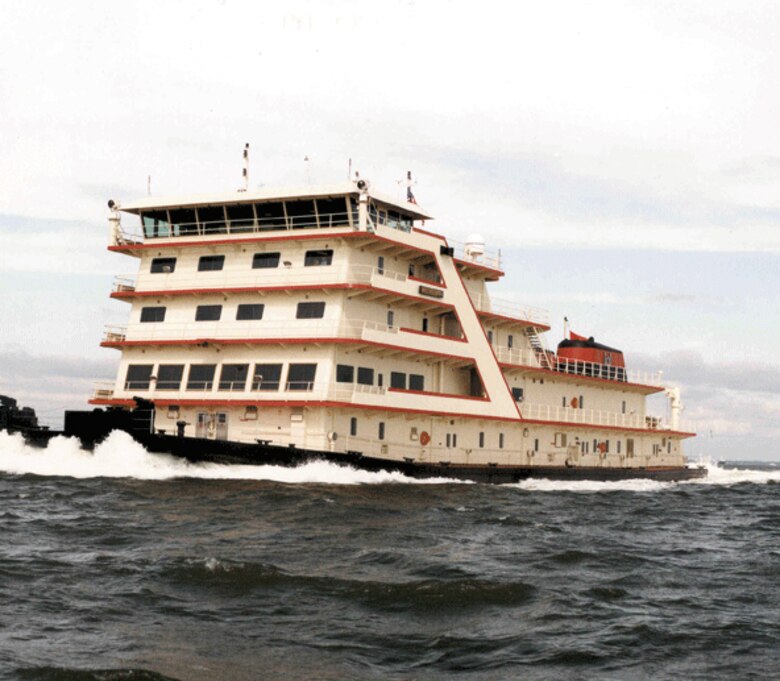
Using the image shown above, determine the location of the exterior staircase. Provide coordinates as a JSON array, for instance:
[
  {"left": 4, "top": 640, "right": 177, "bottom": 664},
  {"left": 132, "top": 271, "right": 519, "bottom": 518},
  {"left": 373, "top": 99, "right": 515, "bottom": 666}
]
[{"left": 525, "top": 326, "right": 553, "bottom": 370}]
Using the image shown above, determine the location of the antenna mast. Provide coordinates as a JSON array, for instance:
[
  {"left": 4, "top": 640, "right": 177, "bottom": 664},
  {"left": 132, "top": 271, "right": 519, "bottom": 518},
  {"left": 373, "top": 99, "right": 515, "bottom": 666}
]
[{"left": 241, "top": 143, "right": 249, "bottom": 191}]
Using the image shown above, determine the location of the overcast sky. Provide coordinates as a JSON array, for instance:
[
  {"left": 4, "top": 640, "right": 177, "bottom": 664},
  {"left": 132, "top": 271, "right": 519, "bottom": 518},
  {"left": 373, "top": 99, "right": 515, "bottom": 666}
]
[{"left": 1, "top": 0, "right": 778, "bottom": 459}]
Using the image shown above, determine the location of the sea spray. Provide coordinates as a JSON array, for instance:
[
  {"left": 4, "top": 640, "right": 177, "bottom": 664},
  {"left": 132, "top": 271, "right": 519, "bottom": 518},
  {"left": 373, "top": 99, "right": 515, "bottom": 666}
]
[{"left": 0, "top": 430, "right": 461, "bottom": 484}]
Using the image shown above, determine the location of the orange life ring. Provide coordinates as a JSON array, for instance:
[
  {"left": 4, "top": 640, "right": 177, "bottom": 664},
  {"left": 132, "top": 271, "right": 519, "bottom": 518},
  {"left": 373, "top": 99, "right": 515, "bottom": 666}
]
[
  {"left": 420, "top": 431, "right": 431, "bottom": 445},
  {"left": 570, "top": 397, "right": 579, "bottom": 408}
]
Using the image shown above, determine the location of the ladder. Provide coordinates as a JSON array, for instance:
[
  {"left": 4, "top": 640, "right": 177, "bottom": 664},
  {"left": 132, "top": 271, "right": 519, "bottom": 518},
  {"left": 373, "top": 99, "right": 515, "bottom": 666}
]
[{"left": 525, "top": 326, "right": 553, "bottom": 370}]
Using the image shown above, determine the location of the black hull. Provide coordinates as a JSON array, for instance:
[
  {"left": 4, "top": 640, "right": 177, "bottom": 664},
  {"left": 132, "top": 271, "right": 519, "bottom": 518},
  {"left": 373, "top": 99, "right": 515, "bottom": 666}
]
[{"left": 8, "top": 421, "right": 707, "bottom": 484}]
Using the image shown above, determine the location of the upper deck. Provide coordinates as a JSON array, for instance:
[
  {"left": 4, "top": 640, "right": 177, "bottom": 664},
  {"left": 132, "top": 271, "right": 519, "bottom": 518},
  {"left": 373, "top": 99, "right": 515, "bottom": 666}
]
[{"left": 107, "top": 182, "right": 505, "bottom": 278}]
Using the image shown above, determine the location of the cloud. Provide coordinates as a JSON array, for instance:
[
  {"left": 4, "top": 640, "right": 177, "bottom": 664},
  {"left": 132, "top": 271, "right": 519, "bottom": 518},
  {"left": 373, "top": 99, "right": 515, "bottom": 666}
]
[{"left": 633, "top": 350, "right": 780, "bottom": 396}]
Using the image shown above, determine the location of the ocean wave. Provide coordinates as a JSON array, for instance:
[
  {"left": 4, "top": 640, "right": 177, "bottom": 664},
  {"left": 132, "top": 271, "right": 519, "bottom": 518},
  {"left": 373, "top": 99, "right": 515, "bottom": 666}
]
[{"left": 0, "top": 430, "right": 460, "bottom": 485}]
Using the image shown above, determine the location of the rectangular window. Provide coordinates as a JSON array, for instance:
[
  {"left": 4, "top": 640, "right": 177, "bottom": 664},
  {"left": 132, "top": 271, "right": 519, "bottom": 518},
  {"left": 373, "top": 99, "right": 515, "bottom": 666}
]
[
  {"left": 252, "top": 252, "right": 280, "bottom": 269},
  {"left": 627, "top": 438, "right": 634, "bottom": 456},
  {"left": 554, "top": 432, "right": 568, "bottom": 447},
  {"left": 168, "top": 207, "right": 197, "bottom": 236},
  {"left": 287, "top": 363, "right": 317, "bottom": 391},
  {"left": 141, "top": 210, "right": 170, "bottom": 238},
  {"left": 512, "top": 387, "right": 524, "bottom": 402},
  {"left": 446, "top": 433, "right": 451, "bottom": 448},
  {"left": 336, "top": 364, "right": 354, "bottom": 383},
  {"left": 296, "top": 301, "right": 325, "bottom": 319},
  {"left": 140, "top": 306, "right": 166, "bottom": 323},
  {"left": 125, "top": 364, "right": 153, "bottom": 390},
  {"left": 499, "top": 433, "right": 504, "bottom": 449},
  {"left": 316, "top": 197, "right": 350, "bottom": 227},
  {"left": 225, "top": 203, "right": 255, "bottom": 233},
  {"left": 422, "top": 318, "right": 429, "bottom": 333},
  {"left": 534, "top": 438, "right": 539, "bottom": 452},
  {"left": 304, "top": 249, "right": 333, "bottom": 266},
  {"left": 350, "top": 417, "right": 357, "bottom": 436},
  {"left": 622, "top": 400, "right": 627, "bottom": 414},
  {"left": 218, "top": 364, "right": 249, "bottom": 391},
  {"left": 198, "top": 255, "right": 225, "bottom": 271},
  {"left": 487, "top": 330, "right": 493, "bottom": 344},
  {"left": 579, "top": 395, "right": 584, "bottom": 410},
  {"left": 197, "top": 206, "right": 227, "bottom": 234},
  {"left": 357, "top": 367, "right": 374, "bottom": 386},
  {"left": 252, "top": 363, "right": 282, "bottom": 391},
  {"left": 617, "top": 440, "right": 622, "bottom": 454},
  {"left": 377, "top": 256, "right": 385, "bottom": 274},
  {"left": 156, "top": 364, "right": 184, "bottom": 390},
  {"left": 387, "top": 310, "right": 394, "bottom": 328},
  {"left": 562, "top": 396, "right": 567, "bottom": 407},
  {"left": 186, "top": 364, "right": 216, "bottom": 391},
  {"left": 286, "top": 199, "right": 316, "bottom": 229},
  {"left": 236, "top": 304, "right": 264, "bottom": 320},
  {"left": 479, "top": 432, "right": 485, "bottom": 448},
  {"left": 409, "top": 374, "right": 425, "bottom": 391},
  {"left": 150, "top": 257, "right": 176, "bottom": 273},
  {"left": 378, "top": 422, "right": 385, "bottom": 440},
  {"left": 195, "top": 305, "right": 222, "bottom": 321},
  {"left": 255, "top": 201, "right": 287, "bottom": 230},
  {"left": 507, "top": 334, "right": 514, "bottom": 349},
  {"left": 390, "top": 372, "right": 406, "bottom": 389}
]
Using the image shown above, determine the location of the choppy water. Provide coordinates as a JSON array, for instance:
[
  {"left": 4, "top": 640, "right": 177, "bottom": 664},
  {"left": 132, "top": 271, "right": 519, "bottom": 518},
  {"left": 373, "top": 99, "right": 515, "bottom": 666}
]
[{"left": 1, "top": 431, "right": 779, "bottom": 681}]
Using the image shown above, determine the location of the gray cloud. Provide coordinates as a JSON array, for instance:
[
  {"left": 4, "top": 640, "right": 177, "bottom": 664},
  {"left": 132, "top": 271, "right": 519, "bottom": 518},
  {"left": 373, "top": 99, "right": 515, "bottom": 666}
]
[
  {"left": 429, "top": 147, "right": 780, "bottom": 231},
  {"left": 632, "top": 349, "right": 780, "bottom": 395},
  {"left": 0, "top": 348, "right": 114, "bottom": 383}
]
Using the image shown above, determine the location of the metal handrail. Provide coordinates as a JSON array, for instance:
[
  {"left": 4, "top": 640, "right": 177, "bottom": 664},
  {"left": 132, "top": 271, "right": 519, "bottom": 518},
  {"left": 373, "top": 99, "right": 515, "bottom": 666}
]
[
  {"left": 448, "top": 238, "right": 502, "bottom": 270},
  {"left": 493, "top": 345, "right": 663, "bottom": 386},
  {"left": 470, "top": 293, "right": 550, "bottom": 326}
]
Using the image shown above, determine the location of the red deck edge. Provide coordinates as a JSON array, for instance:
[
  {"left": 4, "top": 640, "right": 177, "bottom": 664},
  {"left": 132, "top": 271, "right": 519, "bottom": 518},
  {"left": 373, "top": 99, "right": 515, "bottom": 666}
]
[
  {"left": 477, "top": 309, "right": 551, "bottom": 331},
  {"left": 399, "top": 327, "right": 468, "bottom": 343},
  {"left": 386, "top": 387, "right": 488, "bottom": 402},
  {"left": 112, "top": 282, "right": 455, "bottom": 311},
  {"left": 101, "top": 336, "right": 476, "bottom": 363},
  {"left": 498, "top": 362, "right": 665, "bottom": 394}
]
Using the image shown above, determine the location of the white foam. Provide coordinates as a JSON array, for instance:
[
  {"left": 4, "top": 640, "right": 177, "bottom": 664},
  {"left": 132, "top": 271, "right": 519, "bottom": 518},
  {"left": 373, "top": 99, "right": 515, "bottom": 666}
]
[
  {"left": 0, "top": 430, "right": 461, "bottom": 485},
  {"left": 507, "top": 459, "right": 780, "bottom": 493},
  {"left": 684, "top": 459, "right": 780, "bottom": 487}
]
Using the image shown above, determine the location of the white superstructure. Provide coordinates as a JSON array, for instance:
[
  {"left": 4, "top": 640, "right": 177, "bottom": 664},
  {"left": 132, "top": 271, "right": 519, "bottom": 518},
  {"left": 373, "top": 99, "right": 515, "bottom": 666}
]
[{"left": 92, "top": 179, "right": 693, "bottom": 470}]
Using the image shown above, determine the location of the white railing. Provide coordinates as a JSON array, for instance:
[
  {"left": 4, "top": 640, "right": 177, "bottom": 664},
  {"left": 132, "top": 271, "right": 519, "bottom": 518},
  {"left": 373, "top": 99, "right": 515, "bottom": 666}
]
[
  {"left": 104, "top": 318, "right": 404, "bottom": 344},
  {"left": 92, "top": 381, "right": 115, "bottom": 400},
  {"left": 103, "top": 325, "right": 128, "bottom": 343},
  {"left": 522, "top": 403, "right": 678, "bottom": 430},
  {"left": 112, "top": 276, "right": 136, "bottom": 294},
  {"left": 136, "top": 211, "right": 354, "bottom": 239},
  {"left": 470, "top": 293, "right": 550, "bottom": 327},
  {"left": 494, "top": 345, "right": 663, "bottom": 386},
  {"left": 113, "top": 265, "right": 409, "bottom": 295},
  {"left": 448, "top": 238, "right": 502, "bottom": 270}
]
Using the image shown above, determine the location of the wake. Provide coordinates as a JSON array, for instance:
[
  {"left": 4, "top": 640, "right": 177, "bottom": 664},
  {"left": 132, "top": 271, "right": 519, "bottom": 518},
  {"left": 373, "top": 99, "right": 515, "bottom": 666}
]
[
  {"left": 0, "top": 430, "right": 459, "bottom": 485},
  {"left": 511, "top": 459, "right": 780, "bottom": 493}
]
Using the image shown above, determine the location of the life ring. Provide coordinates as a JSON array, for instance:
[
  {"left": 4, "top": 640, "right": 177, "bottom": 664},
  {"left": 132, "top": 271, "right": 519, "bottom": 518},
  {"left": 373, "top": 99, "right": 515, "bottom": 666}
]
[
  {"left": 570, "top": 397, "right": 578, "bottom": 408},
  {"left": 419, "top": 431, "right": 431, "bottom": 446}
]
